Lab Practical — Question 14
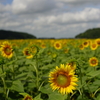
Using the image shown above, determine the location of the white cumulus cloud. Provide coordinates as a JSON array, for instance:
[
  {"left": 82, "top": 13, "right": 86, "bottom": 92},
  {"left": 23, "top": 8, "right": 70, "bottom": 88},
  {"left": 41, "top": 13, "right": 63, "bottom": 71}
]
[{"left": 0, "top": 0, "right": 100, "bottom": 38}]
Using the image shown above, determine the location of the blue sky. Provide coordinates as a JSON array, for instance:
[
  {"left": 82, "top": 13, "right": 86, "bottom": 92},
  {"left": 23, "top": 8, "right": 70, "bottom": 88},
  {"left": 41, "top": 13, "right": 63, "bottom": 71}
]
[
  {"left": 0, "top": 0, "right": 100, "bottom": 38},
  {"left": 1, "top": 0, "right": 13, "bottom": 5}
]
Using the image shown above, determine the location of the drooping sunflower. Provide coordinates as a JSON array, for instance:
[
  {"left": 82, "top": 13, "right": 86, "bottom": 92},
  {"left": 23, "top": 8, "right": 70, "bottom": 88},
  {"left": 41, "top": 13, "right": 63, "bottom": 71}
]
[
  {"left": 89, "top": 57, "right": 98, "bottom": 67},
  {"left": 54, "top": 41, "right": 62, "bottom": 50},
  {"left": 23, "top": 95, "right": 33, "bottom": 100},
  {"left": 30, "top": 46, "right": 38, "bottom": 55},
  {"left": 49, "top": 64, "right": 78, "bottom": 94},
  {"left": 23, "top": 47, "right": 33, "bottom": 59},
  {"left": 0, "top": 41, "right": 13, "bottom": 59},
  {"left": 63, "top": 48, "right": 69, "bottom": 53}
]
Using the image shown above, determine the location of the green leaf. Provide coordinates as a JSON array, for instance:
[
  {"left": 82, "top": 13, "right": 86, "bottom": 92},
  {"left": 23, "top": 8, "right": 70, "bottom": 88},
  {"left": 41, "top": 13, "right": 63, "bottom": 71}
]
[
  {"left": 34, "top": 93, "right": 43, "bottom": 100},
  {"left": 0, "top": 72, "right": 6, "bottom": 77},
  {"left": 97, "top": 95, "right": 100, "bottom": 100},
  {"left": 15, "top": 72, "right": 27, "bottom": 80},
  {"left": 40, "top": 84, "right": 53, "bottom": 94},
  {"left": 40, "top": 84, "right": 68, "bottom": 100},
  {"left": 10, "top": 80, "right": 24, "bottom": 93},
  {"left": 77, "top": 95, "right": 89, "bottom": 100},
  {"left": 19, "top": 92, "right": 29, "bottom": 97},
  {"left": 48, "top": 92, "right": 68, "bottom": 100},
  {"left": 0, "top": 87, "right": 4, "bottom": 93},
  {"left": 86, "top": 70, "right": 100, "bottom": 78}
]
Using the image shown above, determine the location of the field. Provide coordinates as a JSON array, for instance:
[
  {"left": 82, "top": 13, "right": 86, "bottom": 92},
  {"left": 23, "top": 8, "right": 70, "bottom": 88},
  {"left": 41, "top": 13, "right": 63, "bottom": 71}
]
[{"left": 0, "top": 39, "right": 100, "bottom": 100}]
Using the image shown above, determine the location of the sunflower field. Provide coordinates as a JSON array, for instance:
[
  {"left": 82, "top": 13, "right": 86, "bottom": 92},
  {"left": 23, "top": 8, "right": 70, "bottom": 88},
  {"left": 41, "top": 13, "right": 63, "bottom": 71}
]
[{"left": 0, "top": 39, "right": 100, "bottom": 100}]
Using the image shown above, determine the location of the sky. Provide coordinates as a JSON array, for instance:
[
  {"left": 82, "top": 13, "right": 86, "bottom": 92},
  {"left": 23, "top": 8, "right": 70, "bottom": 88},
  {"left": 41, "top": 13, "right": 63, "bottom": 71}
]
[{"left": 0, "top": 0, "right": 100, "bottom": 38}]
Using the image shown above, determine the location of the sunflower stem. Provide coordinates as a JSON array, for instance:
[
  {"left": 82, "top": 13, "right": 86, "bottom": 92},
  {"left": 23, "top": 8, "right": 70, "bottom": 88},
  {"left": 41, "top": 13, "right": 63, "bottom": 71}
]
[
  {"left": 77, "top": 63, "right": 84, "bottom": 98},
  {"left": 33, "top": 64, "right": 39, "bottom": 88},
  {"left": 1, "top": 64, "right": 4, "bottom": 73},
  {"left": 67, "top": 94, "right": 70, "bottom": 100},
  {"left": 1, "top": 77, "right": 8, "bottom": 100},
  {"left": 32, "top": 55, "right": 39, "bottom": 89},
  {"left": 1, "top": 64, "right": 8, "bottom": 100},
  {"left": 12, "top": 65, "right": 15, "bottom": 80}
]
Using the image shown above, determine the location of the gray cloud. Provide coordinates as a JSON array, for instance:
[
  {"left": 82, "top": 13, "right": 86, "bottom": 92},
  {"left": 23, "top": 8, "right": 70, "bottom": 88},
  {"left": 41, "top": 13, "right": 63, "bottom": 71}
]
[
  {"left": 0, "top": 0, "right": 100, "bottom": 38},
  {"left": 0, "top": 3, "right": 11, "bottom": 12},
  {"left": 12, "top": 0, "right": 58, "bottom": 14},
  {"left": 59, "top": 0, "right": 100, "bottom": 5}
]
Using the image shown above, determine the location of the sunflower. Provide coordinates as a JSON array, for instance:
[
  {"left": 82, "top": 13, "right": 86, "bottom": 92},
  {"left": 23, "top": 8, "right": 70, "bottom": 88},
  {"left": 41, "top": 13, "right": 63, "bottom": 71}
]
[
  {"left": 41, "top": 43, "right": 46, "bottom": 48},
  {"left": 30, "top": 46, "right": 37, "bottom": 55},
  {"left": 79, "top": 44, "right": 84, "bottom": 50},
  {"left": 23, "top": 47, "right": 33, "bottom": 59},
  {"left": 90, "top": 41, "right": 98, "bottom": 50},
  {"left": 49, "top": 64, "right": 78, "bottom": 94},
  {"left": 83, "top": 40, "right": 89, "bottom": 48},
  {"left": 54, "top": 41, "right": 62, "bottom": 50},
  {"left": 95, "top": 38, "right": 100, "bottom": 46},
  {"left": 89, "top": 57, "right": 98, "bottom": 67},
  {"left": 23, "top": 95, "right": 33, "bottom": 100},
  {"left": 63, "top": 48, "right": 69, "bottom": 53},
  {"left": 0, "top": 41, "right": 13, "bottom": 59},
  {"left": 66, "top": 62, "right": 76, "bottom": 70}
]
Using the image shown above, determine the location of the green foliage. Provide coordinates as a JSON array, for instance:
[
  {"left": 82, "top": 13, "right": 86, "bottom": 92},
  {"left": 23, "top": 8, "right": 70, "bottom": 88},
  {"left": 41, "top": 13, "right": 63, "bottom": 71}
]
[
  {"left": 75, "top": 28, "right": 100, "bottom": 38},
  {"left": 0, "top": 30, "right": 36, "bottom": 39},
  {"left": 0, "top": 39, "right": 100, "bottom": 100}
]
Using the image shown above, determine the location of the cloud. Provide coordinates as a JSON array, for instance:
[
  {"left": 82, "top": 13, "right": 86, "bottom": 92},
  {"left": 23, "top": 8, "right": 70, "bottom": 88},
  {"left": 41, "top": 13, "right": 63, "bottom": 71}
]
[
  {"left": 12, "top": 0, "right": 58, "bottom": 14},
  {"left": 58, "top": 0, "right": 100, "bottom": 5},
  {"left": 0, "top": 0, "right": 100, "bottom": 38},
  {"left": 0, "top": 3, "right": 11, "bottom": 12},
  {"left": 33, "top": 8, "right": 100, "bottom": 25}
]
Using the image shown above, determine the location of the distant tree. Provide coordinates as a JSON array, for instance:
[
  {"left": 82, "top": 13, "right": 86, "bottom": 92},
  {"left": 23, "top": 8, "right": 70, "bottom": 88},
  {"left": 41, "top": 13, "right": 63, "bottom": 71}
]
[
  {"left": 75, "top": 28, "right": 100, "bottom": 39},
  {"left": 0, "top": 30, "right": 36, "bottom": 39}
]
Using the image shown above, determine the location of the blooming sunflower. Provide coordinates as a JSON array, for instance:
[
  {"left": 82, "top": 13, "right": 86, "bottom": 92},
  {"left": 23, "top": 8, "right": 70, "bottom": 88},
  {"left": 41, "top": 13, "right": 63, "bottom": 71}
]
[
  {"left": 23, "top": 47, "right": 33, "bottom": 59},
  {"left": 95, "top": 38, "right": 100, "bottom": 46},
  {"left": 89, "top": 57, "right": 98, "bottom": 67},
  {"left": 83, "top": 41, "right": 89, "bottom": 48},
  {"left": 90, "top": 42, "right": 98, "bottom": 50},
  {"left": 23, "top": 95, "right": 33, "bottom": 100},
  {"left": 49, "top": 64, "right": 78, "bottom": 94},
  {"left": 41, "top": 43, "right": 46, "bottom": 48},
  {"left": 54, "top": 41, "right": 62, "bottom": 50},
  {"left": 0, "top": 41, "right": 13, "bottom": 59},
  {"left": 79, "top": 44, "right": 84, "bottom": 50}
]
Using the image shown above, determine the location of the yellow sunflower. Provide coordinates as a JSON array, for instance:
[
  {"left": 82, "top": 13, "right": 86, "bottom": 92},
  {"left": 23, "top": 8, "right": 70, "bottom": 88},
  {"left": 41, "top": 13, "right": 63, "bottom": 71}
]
[
  {"left": 83, "top": 40, "right": 89, "bottom": 48},
  {"left": 79, "top": 44, "right": 84, "bottom": 50},
  {"left": 89, "top": 57, "right": 98, "bottom": 67},
  {"left": 49, "top": 64, "right": 78, "bottom": 94},
  {"left": 90, "top": 42, "right": 98, "bottom": 50},
  {"left": 41, "top": 43, "right": 46, "bottom": 48},
  {"left": 0, "top": 41, "right": 13, "bottom": 59},
  {"left": 23, "top": 95, "right": 33, "bottom": 100},
  {"left": 23, "top": 47, "right": 33, "bottom": 59},
  {"left": 54, "top": 41, "right": 62, "bottom": 50},
  {"left": 95, "top": 38, "right": 100, "bottom": 46},
  {"left": 66, "top": 62, "right": 76, "bottom": 70},
  {"left": 30, "top": 46, "right": 37, "bottom": 54}
]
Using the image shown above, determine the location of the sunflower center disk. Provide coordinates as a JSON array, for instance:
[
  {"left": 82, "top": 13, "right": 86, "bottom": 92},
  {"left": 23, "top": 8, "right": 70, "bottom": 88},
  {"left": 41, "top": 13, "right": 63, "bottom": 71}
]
[
  {"left": 5, "top": 47, "right": 11, "bottom": 55},
  {"left": 91, "top": 60, "right": 96, "bottom": 64},
  {"left": 56, "top": 74, "right": 68, "bottom": 86}
]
